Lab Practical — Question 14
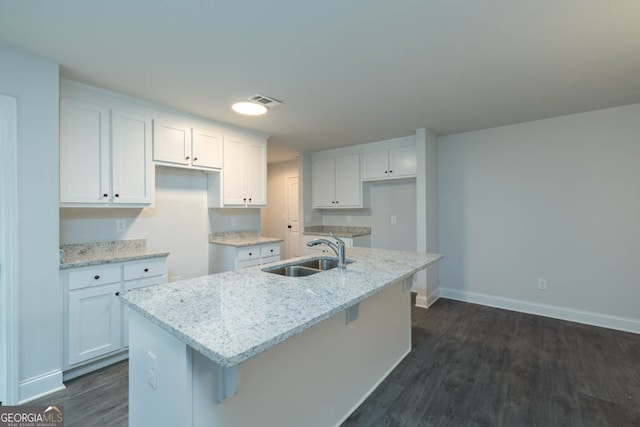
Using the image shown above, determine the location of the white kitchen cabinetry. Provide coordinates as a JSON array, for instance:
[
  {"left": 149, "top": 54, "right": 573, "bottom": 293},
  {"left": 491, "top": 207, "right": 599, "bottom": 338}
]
[
  {"left": 60, "top": 98, "right": 154, "bottom": 207},
  {"left": 311, "top": 153, "right": 362, "bottom": 208},
  {"left": 300, "top": 234, "right": 371, "bottom": 256},
  {"left": 209, "top": 242, "right": 281, "bottom": 273},
  {"left": 153, "top": 120, "right": 223, "bottom": 170},
  {"left": 208, "top": 133, "right": 267, "bottom": 208},
  {"left": 362, "top": 138, "right": 416, "bottom": 181},
  {"left": 62, "top": 257, "right": 168, "bottom": 379}
]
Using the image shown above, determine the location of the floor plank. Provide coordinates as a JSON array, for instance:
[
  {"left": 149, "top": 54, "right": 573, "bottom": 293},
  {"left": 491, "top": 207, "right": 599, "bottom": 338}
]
[{"left": 29, "top": 298, "right": 640, "bottom": 427}]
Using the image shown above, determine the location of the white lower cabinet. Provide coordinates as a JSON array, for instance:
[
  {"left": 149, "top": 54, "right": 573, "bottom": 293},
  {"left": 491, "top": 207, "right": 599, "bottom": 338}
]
[
  {"left": 209, "top": 242, "right": 281, "bottom": 273},
  {"left": 62, "top": 257, "right": 167, "bottom": 379},
  {"left": 301, "top": 234, "right": 372, "bottom": 257}
]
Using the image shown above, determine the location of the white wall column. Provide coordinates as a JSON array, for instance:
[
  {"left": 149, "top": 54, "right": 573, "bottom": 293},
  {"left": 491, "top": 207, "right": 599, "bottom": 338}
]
[{"left": 0, "top": 94, "right": 19, "bottom": 405}]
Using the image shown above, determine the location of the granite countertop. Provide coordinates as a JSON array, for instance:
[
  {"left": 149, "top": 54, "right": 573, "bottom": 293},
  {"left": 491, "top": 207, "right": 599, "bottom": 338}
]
[
  {"left": 303, "top": 225, "right": 372, "bottom": 238},
  {"left": 121, "top": 247, "right": 442, "bottom": 368},
  {"left": 60, "top": 239, "right": 169, "bottom": 269},
  {"left": 209, "top": 231, "right": 283, "bottom": 247}
]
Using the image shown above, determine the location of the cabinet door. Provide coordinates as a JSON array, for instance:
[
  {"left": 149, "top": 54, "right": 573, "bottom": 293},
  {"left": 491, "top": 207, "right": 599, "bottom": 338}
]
[
  {"left": 192, "top": 126, "right": 223, "bottom": 169},
  {"left": 389, "top": 144, "right": 417, "bottom": 178},
  {"left": 68, "top": 283, "right": 122, "bottom": 366},
  {"left": 111, "top": 110, "right": 153, "bottom": 204},
  {"left": 361, "top": 149, "right": 389, "bottom": 180},
  {"left": 312, "top": 157, "right": 337, "bottom": 208},
  {"left": 243, "top": 139, "right": 267, "bottom": 206},
  {"left": 335, "top": 154, "right": 361, "bottom": 207},
  {"left": 60, "top": 99, "right": 110, "bottom": 204},
  {"left": 153, "top": 120, "right": 190, "bottom": 165},
  {"left": 222, "top": 135, "right": 246, "bottom": 205}
]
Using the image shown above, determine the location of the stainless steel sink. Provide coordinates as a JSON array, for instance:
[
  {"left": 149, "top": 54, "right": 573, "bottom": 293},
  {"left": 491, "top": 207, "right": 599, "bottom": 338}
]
[
  {"left": 263, "top": 265, "right": 321, "bottom": 277},
  {"left": 262, "top": 257, "right": 353, "bottom": 277},
  {"left": 297, "top": 258, "right": 353, "bottom": 270}
]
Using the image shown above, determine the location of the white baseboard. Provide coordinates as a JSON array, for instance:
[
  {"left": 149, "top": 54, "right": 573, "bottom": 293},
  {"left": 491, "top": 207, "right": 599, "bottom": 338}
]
[
  {"left": 19, "top": 369, "right": 65, "bottom": 404},
  {"left": 440, "top": 288, "right": 640, "bottom": 334},
  {"left": 414, "top": 288, "right": 440, "bottom": 309}
]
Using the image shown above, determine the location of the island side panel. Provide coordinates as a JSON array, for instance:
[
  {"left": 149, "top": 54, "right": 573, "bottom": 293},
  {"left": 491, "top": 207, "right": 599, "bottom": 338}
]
[
  {"left": 128, "top": 309, "right": 193, "bottom": 427},
  {"left": 192, "top": 279, "right": 412, "bottom": 427}
]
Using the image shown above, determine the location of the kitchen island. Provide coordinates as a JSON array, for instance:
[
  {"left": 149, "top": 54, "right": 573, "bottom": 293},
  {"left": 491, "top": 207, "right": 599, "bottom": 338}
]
[{"left": 121, "top": 247, "right": 442, "bottom": 427}]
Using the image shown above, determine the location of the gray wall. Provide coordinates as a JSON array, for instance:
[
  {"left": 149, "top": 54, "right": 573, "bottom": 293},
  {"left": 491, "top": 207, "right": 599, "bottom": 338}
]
[
  {"left": 0, "top": 47, "right": 61, "bottom": 401},
  {"left": 438, "top": 103, "right": 640, "bottom": 325}
]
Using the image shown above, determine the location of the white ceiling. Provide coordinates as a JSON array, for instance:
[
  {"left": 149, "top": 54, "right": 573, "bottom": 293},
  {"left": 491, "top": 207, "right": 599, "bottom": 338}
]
[{"left": 2, "top": 1, "right": 640, "bottom": 163}]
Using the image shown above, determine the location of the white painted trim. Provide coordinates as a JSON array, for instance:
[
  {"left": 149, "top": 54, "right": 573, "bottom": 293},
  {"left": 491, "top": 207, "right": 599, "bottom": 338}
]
[
  {"left": 334, "top": 346, "right": 411, "bottom": 427},
  {"left": 415, "top": 294, "right": 428, "bottom": 309},
  {"left": 440, "top": 288, "right": 640, "bottom": 334},
  {"left": 0, "top": 94, "right": 19, "bottom": 405},
  {"left": 18, "top": 370, "right": 65, "bottom": 404}
]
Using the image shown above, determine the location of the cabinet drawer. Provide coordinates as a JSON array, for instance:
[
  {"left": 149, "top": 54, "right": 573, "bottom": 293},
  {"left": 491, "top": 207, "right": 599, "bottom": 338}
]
[
  {"left": 68, "top": 264, "right": 121, "bottom": 290},
  {"left": 237, "top": 259, "right": 261, "bottom": 269},
  {"left": 124, "top": 275, "right": 166, "bottom": 292},
  {"left": 237, "top": 247, "right": 260, "bottom": 261},
  {"left": 123, "top": 258, "right": 167, "bottom": 280},
  {"left": 260, "top": 244, "right": 280, "bottom": 258}
]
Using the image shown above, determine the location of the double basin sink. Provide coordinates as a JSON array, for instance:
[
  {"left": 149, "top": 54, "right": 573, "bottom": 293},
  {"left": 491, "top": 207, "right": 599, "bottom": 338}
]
[{"left": 263, "top": 257, "right": 353, "bottom": 277}]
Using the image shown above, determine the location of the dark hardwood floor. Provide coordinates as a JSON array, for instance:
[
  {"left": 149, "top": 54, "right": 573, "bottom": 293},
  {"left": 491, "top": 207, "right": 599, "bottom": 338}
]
[{"left": 32, "top": 298, "right": 640, "bottom": 427}]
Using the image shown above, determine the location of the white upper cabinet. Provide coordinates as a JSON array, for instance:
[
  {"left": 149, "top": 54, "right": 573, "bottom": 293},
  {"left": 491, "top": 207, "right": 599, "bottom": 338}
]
[
  {"left": 111, "top": 110, "right": 153, "bottom": 204},
  {"left": 192, "top": 126, "right": 223, "bottom": 169},
  {"left": 60, "top": 99, "right": 110, "bottom": 204},
  {"left": 362, "top": 138, "right": 416, "bottom": 181},
  {"left": 153, "top": 121, "right": 190, "bottom": 166},
  {"left": 208, "top": 133, "right": 267, "bottom": 208},
  {"left": 312, "top": 152, "right": 362, "bottom": 208},
  {"left": 60, "top": 98, "right": 154, "bottom": 207},
  {"left": 153, "top": 121, "right": 223, "bottom": 170}
]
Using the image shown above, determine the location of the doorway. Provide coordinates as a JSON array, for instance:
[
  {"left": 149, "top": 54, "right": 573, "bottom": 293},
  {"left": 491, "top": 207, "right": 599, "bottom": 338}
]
[
  {"left": 286, "top": 176, "right": 300, "bottom": 259},
  {"left": 0, "top": 94, "right": 19, "bottom": 405}
]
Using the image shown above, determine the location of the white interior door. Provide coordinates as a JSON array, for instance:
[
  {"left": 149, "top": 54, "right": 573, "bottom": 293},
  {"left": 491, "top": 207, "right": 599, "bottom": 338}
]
[
  {"left": 286, "top": 176, "right": 300, "bottom": 259},
  {"left": 0, "top": 94, "right": 19, "bottom": 405}
]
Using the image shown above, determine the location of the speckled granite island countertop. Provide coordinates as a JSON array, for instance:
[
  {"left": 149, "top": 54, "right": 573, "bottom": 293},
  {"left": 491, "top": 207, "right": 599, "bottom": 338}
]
[
  {"left": 209, "top": 231, "right": 283, "bottom": 247},
  {"left": 121, "top": 247, "right": 442, "bottom": 368},
  {"left": 303, "top": 225, "right": 372, "bottom": 237},
  {"left": 60, "top": 239, "right": 169, "bottom": 269}
]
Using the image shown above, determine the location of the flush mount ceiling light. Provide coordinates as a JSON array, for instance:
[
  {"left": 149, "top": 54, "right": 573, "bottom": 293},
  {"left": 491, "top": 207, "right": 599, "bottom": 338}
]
[
  {"left": 231, "top": 101, "right": 268, "bottom": 116},
  {"left": 231, "top": 94, "right": 283, "bottom": 116}
]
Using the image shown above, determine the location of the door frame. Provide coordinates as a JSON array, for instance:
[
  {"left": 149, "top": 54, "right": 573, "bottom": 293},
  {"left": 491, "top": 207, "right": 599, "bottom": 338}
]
[{"left": 0, "top": 94, "right": 19, "bottom": 405}]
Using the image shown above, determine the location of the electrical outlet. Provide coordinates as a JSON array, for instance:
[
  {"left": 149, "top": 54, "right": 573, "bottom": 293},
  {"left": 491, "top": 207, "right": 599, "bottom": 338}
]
[
  {"left": 116, "top": 219, "right": 127, "bottom": 232},
  {"left": 346, "top": 215, "right": 352, "bottom": 223},
  {"left": 391, "top": 215, "right": 397, "bottom": 224},
  {"left": 147, "top": 351, "right": 157, "bottom": 390},
  {"left": 538, "top": 278, "right": 547, "bottom": 290}
]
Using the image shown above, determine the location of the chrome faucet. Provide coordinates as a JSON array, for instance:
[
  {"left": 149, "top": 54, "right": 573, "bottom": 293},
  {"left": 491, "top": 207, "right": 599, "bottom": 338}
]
[{"left": 307, "top": 232, "right": 347, "bottom": 269}]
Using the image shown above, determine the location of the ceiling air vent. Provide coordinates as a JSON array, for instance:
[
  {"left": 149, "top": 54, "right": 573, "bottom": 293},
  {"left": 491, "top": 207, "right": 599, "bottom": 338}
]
[{"left": 248, "top": 94, "right": 283, "bottom": 108}]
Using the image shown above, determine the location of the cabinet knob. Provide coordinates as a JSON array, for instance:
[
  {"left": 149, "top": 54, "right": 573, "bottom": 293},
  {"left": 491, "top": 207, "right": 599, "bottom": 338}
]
[
  {"left": 193, "top": 157, "right": 198, "bottom": 161},
  {"left": 249, "top": 198, "right": 252, "bottom": 203},
  {"left": 103, "top": 193, "right": 108, "bottom": 198},
  {"left": 243, "top": 198, "right": 247, "bottom": 202},
  {"left": 389, "top": 170, "right": 393, "bottom": 173},
  {"left": 185, "top": 156, "right": 190, "bottom": 160},
  {"left": 384, "top": 170, "right": 388, "bottom": 174},
  {"left": 249, "top": 252, "right": 253, "bottom": 256},
  {"left": 115, "top": 291, "right": 120, "bottom": 296},
  {"left": 270, "top": 249, "right": 274, "bottom": 253},
  {"left": 94, "top": 275, "right": 100, "bottom": 280},
  {"left": 144, "top": 268, "right": 149, "bottom": 272},
  {"left": 115, "top": 193, "right": 120, "bottom": 198},
  {"left": 335, "top": 200, "right": 339, "bottom": 204}
]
